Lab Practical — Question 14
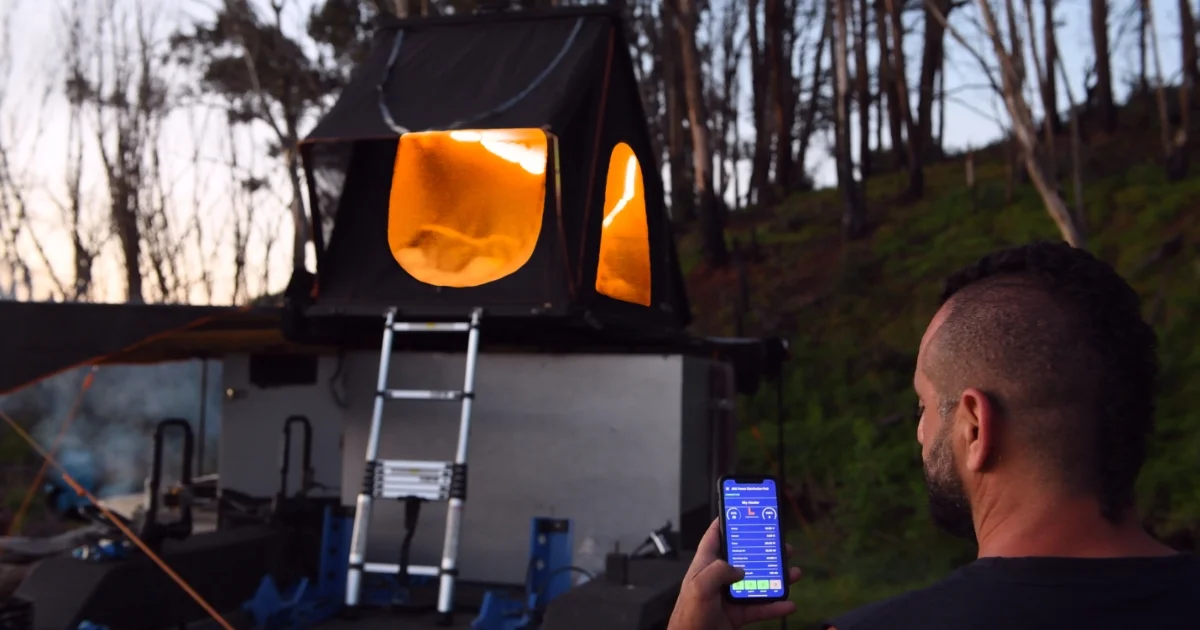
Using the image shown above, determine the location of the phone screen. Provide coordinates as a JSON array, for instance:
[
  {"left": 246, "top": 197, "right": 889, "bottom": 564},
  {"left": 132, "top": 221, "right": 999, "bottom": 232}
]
[{"left": 721, "top": 477, "right": 785, "bottom": 600}]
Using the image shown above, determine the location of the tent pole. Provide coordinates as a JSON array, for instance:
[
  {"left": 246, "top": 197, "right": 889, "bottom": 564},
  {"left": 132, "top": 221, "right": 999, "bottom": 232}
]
[
  {"left": 196, "top": 359, "right": 208, "bottom": 476},
  {"left": 776, "top": 372, "right": 787, "bottom": 630}
]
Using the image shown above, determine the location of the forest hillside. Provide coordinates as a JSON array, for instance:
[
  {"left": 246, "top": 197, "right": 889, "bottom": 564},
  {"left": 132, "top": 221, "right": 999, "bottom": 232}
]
[{"left": 680, "top": 99, "right": 1200, "bottom": 626}]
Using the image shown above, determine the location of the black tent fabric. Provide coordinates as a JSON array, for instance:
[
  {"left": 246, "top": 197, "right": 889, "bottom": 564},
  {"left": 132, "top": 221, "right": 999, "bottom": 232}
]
[{"left": 297, "top": 6, "right": 691, "bottom": 332}]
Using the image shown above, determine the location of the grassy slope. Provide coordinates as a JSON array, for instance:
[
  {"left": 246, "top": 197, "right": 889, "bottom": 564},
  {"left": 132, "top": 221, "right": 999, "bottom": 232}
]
[{"left": 680, "top": 137, "right": 1200, "bottom": 626}]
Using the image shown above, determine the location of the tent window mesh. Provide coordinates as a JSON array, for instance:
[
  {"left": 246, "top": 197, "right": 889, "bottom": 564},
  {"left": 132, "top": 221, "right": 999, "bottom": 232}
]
[
  {"left": 595, "top": 142, "right": 651, "bottom": 306},
  {"left": 388, "top": 129, "right": 547, "bottom": 288}
]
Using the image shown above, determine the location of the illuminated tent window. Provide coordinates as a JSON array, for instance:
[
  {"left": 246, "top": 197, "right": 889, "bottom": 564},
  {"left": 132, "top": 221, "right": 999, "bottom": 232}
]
[
  {"left": 388, "top": 128, "right": 548, "bottom": 288},
  {"left": 595, "top": 143, "right": 651, "bottom": 306}
]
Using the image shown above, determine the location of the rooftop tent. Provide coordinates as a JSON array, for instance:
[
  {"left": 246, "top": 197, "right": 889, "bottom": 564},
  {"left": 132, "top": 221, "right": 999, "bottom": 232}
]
[{"left": 298, "top": 5, "right": 690, "bottom": 331}]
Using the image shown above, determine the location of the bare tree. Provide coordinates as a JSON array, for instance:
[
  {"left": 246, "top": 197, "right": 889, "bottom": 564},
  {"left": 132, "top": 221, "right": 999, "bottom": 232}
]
[
  {"left": 794, "top": 2, "right": 831, "bottom": 188},
  {"left": 173, "top": 0, "right": 343, "bottom": 276},
  {"left": 1090, "top": 0, "right": 1116, "bottom": 132},
  {"left": 711, "top": 0, "right": 746, "bottom": 208},
  {"left": 1180, "top": 0, "right": 1199, "bottom": 86},
  {"left": 65, "top": 0, "right": 180, "bottom": 303},
  {"left": 1022, "top": 0, "right": 1056, "bottom": 184},
  {"left": 883, "top": 0, "right": 922, "bottom": 199},
  {"left": 873, "top": 0, "right": 904, "bottom": 169},
  {"left": 929, "top": 0, "right": 1084, "bottom": 247},
  {"left": 654, "top": 1, "right": 695, "bottom": 222},
  {"left": 1140, "top": 0, "right": 1188, "bottom": 181},
  {"left": 1172, "top": 0, "right": 1195, "bottom": 180},
  {"left": 765, "top": 0, "right": 795, "bottom": 193},
  {"left": 0, "top": 2, "right": 112, "bottom": 302},
  {"left": 747, "top": 0, "right": 771, "bottom": 206},
  {"left": 669, "top": 0, "right": 729, "bottom": 267},
  {"left": 834, "top": 0, "right": 867, "bottom": 237},
  {"left": 916, "top": 0, "right": 954, "bottom": 165},
  {"left": 56, "top": 7, "right": 106, "bottom": 301},
  {"left": 853, "top": 0, "right": 871, "bottom": 178}
]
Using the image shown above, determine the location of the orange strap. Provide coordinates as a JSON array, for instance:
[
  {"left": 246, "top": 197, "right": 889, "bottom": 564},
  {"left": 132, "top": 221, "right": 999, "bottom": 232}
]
[
  {"left": 0, "top": 408, "right": 234, "bottom": 630},
  {"left": 4, "top": 367, "right": 98, "bottom": 540}
]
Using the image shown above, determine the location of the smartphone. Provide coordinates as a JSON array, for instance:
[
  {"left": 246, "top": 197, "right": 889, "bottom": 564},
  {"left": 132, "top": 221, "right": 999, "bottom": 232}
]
[{"left": 718, "top": 474, "right": 788, "bottom": 603}]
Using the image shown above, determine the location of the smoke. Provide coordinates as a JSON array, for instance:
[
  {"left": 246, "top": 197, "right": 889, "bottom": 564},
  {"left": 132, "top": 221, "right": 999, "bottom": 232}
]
[{"left": 0, "top": 360, "right": 223, "bottom": 498}]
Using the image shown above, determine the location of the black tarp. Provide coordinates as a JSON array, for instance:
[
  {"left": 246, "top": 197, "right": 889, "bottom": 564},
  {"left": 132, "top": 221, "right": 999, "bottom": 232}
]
[
  {"left": 0, "top": 300, "right": 784, "bottom": 397},
  {"left": 0, "top": 302, "right": 232, "bottom": 394},
  {"left": 297, "top": 6, "right": 691, "bottom": 332}
]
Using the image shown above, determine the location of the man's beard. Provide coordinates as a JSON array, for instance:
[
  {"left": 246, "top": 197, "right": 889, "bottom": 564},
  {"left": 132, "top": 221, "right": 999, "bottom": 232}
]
[{"left": 923, "top": 422, "right": 977, "bottom": 540}]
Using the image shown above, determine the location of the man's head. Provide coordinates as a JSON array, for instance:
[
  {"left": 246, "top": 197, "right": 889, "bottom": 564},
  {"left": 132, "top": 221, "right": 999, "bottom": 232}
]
[{"left": 913, "top": 242, "right": 1158, "bottom": 539}]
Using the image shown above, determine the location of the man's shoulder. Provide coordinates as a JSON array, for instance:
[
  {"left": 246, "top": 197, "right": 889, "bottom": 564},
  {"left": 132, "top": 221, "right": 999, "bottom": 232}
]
[{"left": 822, "top": 573, "right": 971, "bottom": 630}]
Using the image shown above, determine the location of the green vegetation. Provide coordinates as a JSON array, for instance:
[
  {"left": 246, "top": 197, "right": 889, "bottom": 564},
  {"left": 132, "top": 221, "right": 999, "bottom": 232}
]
[{"left": 682, "top": 141, "right": 1200, "bottom": 627}]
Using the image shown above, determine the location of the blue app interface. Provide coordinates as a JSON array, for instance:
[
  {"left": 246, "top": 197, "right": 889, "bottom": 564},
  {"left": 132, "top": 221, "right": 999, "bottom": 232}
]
[{"left": 722, "top": 478, "right": 785, "bottom": 599}]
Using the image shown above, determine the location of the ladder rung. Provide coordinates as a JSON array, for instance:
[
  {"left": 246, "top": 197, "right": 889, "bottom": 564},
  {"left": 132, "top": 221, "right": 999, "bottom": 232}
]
[
  {"left": 373, "top": 459, "right": 453, "bottom": 501},
  {"left": 383, "top": 389, "right": 464, "bottom": 401},
  {"left": 391, "top": 322, "right": 472, "bottom": 333},
  {"left": 363, "top": 562, "right": 439, "bottom": 577}
]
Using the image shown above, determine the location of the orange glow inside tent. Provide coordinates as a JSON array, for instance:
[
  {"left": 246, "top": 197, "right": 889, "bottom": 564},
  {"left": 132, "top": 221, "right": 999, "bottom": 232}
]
[
  {"left": 595, "top": 142, "right": 652, "bottom": 306},
  {"left": 387, "top": 128, "right": 548, "bottom": 288}
]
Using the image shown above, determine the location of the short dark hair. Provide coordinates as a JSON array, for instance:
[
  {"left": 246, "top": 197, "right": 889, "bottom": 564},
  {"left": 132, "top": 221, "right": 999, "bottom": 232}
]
[{"left": 930, "top": 242, "right": 1158, "bottom": 523}]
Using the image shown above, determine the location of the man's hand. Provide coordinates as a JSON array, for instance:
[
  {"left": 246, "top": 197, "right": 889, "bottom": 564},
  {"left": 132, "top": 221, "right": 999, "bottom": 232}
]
[{"left": 666, "top": 519, "right": 801, "bottom": 630}]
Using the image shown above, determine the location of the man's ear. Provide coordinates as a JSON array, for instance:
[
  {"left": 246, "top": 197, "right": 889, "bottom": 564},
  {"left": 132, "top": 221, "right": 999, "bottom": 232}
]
[{"left": 958, "top": 388, "right": 996, "bottom": 473}]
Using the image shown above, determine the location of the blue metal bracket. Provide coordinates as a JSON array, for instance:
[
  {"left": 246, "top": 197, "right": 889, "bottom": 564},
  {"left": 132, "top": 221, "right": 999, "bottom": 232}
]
[
  {"left": 71, "top": 538, "right": 132, "bottom": 562},
  {"left": 242, "top": 506, "right": 353, "bottom": 629},
  {"left": 471, "top": 517, "right": 574, "bottom": 630}
]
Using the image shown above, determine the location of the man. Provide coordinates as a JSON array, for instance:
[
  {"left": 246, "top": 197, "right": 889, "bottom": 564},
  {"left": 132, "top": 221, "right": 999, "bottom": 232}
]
[{"left": 667, "top": 242, "right": 1200, "bottom": 630}]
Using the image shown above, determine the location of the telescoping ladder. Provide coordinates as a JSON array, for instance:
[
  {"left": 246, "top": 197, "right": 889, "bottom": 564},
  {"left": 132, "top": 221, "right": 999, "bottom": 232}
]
[{"left": 345, "top": 307, "right": 484, "bottom": 622}]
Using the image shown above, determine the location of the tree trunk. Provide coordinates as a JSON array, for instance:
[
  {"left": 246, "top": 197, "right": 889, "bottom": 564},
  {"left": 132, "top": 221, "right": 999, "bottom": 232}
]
[
  {"left": 936, "top": 60, "right": 946, "bottom": 153},
  {"left": 795, "top": 3, "right": 832, "bottom": 183},
  {"left": 1041, "top": 0, "right": 1059, "bottom": 133},
  {"left": 1175, "top": 0, "right": 1195, "bottom": 180},
  {"left": 834, "top": 0, "right": 867, "bottom": 238},
  {"left": 673, "top": 0, "right": 729, "bottom": 266},
  {"left": 1054, "top": 47, "right": 1088, "bottom": 235},
  {"left": 916, "top": 0, "right": 952, "bottom": 162},
  {"left": 1142, "top": 0, "right": 1188, "bottom": 180},
  {"left": 1023, "top": 0, "right": 1056, "bottom": 185},
  {"left": 1180, "top": 0, "right": 1198, "bottom": 85},
  {"left": 285, "top": 143, "right": 309, "bottom": 273},
  {"left": 1138, "top": 0, "right": 1148, "bottom": 92},
  {"left": 884, "top": 0, "right": 922, "bottom": 198},
  {"left": 874, "top": 0, "right": 905, "bottom": 168},
  {"left": 748, "top": 0, "right": 772, "bottom": 206},
  {"left": 661, "top": 3, "right": 694, "bottom": 222},
  {"left": 1090, "top": 0, "right": 1116, "bottom": 132},
  {"left": 979, "top": 0, "right": 1084, "bottom": 247},
  {"left": 767, "top": 0, "right": 795, "bottom": 194},
  {"left": 854, "top": 0, "right": 872, "bottom": 178}
]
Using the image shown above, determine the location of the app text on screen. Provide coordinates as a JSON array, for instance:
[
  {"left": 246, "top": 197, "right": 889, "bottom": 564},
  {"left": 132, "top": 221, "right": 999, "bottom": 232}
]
[{"left": 722, "top": 479, "right": 785, "bottom": 599}]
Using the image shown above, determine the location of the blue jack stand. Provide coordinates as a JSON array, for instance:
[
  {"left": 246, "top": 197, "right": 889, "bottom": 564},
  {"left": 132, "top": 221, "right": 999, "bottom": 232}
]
[
  {"left": 472, "top": 518, "right": 574, "bottom": 630},
  {"left": 243, "top": 506, "right": 351, "bottom": 629}
]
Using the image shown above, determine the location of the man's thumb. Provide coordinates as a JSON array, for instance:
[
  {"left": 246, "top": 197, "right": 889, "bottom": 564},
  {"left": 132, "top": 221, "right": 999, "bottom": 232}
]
[{"left": 694, "top": 560, "right": 744, "bottom": 591}]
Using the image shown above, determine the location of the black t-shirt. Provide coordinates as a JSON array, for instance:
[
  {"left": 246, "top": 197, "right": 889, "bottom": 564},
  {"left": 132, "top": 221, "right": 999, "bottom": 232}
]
[{"left": 826, "top": 555, "right": 1200, "bottom": 630}]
